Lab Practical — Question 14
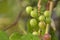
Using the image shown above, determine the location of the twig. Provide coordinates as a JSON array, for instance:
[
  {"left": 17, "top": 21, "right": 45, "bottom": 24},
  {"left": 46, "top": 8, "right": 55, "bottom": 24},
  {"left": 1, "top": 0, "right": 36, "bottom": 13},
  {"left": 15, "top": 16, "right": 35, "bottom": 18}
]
[
  {"left": 3, "top": 6, "right": 27, "bottom": 34},
  {"left": 37, "top": 0, "right": 41, "bottom": 15},
  {"left": 45, "top": 24, "right": 50, "bottom": 34},
  {"left": 46, "top": 0, "right": 50, "bottom": 10},
  {"left": 49, "top": 1, "right": 54, "bottom": 13}
]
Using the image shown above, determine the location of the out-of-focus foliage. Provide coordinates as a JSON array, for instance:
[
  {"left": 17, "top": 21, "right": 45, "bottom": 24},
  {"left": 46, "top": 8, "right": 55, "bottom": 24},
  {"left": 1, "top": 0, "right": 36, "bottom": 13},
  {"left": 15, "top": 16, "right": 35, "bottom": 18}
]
[
  {"left": 55, "top": 1, "right": 60, "bottom": 17},
  {"left": 25, "top": 0, "right": 38, "bottom": 6},
  {"left": 0, "top": 0, "right": 21, "bottom": 32},
  {"left": 20, "top": 33, "right": 40, "bottom": 40},
  {"left": 0, "top": 31, "right": 9, "bottom": 40},
  {"left": 0, "top": 0, "right": 20, "bottom": 18},
  {"left": 25, "top": 0, "right": 48, "bottom": 7},
  {"left": 9, "top": 32, "right": 22, "bottom": 40},
  {"left": 50, "top": 27, "right": 58, "bottom": 40},
  {"left": 0, "top": 17, "right": 12, "bottom": 30}
]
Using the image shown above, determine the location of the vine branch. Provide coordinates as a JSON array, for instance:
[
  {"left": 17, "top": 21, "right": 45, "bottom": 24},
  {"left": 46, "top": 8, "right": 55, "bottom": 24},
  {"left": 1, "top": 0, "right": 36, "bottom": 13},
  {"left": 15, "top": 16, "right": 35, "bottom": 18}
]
[
  {"left": 37, "top": 0, "right": 41, "bottom": 15},
  {"left": 3, "top": 6, "right": 27, "bottom": 34}
]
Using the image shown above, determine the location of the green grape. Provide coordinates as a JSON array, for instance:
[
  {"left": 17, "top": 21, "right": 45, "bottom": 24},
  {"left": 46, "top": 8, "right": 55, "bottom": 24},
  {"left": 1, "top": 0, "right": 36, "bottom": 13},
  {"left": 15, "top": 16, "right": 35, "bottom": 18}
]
[
  {"left": 32, "top": 31, "right": 38, "bottom": 35},
  {"left": 44, "top": 11, "right": 51, "bottom": 17},
  {"left": 39, "top": 15, "right": 45, "bottom": 21},
  {"left": 26, "top": 6, "right": 32, "bottom": 14},
  {"left": 30, "top": 19, "right": 37, "bottom": 27},
  {"left": 30, "top": 10, "right": 38, "bottom": 18},
  {"left": 46, "top": 17, "right": 51, "bottom": 24},
  {"left": 38, "top": 21, "right": 46, "bottom": 29}
]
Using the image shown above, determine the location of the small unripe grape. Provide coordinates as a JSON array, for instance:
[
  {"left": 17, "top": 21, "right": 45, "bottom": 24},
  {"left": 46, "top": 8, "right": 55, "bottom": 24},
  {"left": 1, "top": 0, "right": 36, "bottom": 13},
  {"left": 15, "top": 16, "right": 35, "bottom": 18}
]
[
  {"left": 39, "top": 15, "right": 45, "bottom": 21},
  {"left": 30, "top": 19, "right": 37, "bottom": 26},
  {"left": 44, "top": 11, "right": 51, "bottom": 17},
  {"left": 42, "top": 34, "right": 51, "bottom": 40},
  {"left": 32, "top": 31, "right": 38, "bottom": 35},
  {"left": 46, "top": 18, "right": 51, "bottom": 24},
  {"left": 26, "top": 6, "right": 32, "bottom": 14},
  {"left": 38, "top": 21, "right": 46, "bottom": 29},
  {"left": 30, "top": 10, "right": 38, "bottom": 18}
]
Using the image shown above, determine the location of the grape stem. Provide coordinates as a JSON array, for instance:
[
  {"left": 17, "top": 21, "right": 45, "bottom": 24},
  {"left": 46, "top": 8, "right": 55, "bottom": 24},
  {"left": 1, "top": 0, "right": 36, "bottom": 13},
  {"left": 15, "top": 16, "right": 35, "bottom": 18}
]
[
  {"left": 49, "top": 1, "right": 54, "bottom": 13},
  {"left": 37, "top": 0, "right": 41, "bottom": 14},
  {"left": 46, "top": 0, "right": 54, "bottom": 12},
  {"left": 46, "top": 0, "right": 50, "bottom": 10},
  {"left": 45, "top": 24, "right": 49, "bottom": 34}
]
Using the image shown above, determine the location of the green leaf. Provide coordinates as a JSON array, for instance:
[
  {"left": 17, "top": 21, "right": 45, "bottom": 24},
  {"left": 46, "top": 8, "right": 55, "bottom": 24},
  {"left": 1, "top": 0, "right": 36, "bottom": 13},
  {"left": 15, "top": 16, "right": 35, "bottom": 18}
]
[
  {"left": 0, "top": 31, "right": 9, "bottom": 40},
  {"left": 21, "top": 33, "right": 40, "bottom": 40},
  {"left": 9, "top": 32, "right": 22, "bottom": 40}
]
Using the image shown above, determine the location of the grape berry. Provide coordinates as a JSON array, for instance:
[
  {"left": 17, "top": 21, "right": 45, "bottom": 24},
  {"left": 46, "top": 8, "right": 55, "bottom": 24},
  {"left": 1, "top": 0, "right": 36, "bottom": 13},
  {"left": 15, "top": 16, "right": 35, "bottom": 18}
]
[
  {"left": 38, "top": 21, "right": 46, "bottom": 29},
  {"left": 26, "top": 6, "right": 32, "bottom": 14},
  {"left": 39, "top": 15, "right": 45, "bottom": 21},
  {"left": 44, "top": 11, "right": 51, "bottom": 17},
  {"left": 31, "top": 10, "right": 38, "bottom": 18},
  {"left": 30, "top": 19, "right": 37, "bottom": 27}
]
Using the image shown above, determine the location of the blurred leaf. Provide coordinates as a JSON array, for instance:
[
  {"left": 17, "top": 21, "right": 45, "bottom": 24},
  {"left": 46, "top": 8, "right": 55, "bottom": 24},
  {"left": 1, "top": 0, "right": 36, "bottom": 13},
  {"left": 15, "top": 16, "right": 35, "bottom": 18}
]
[
  {"left": 55, "top": 1, "right": 60, "bottom": 17},
  {"left": 41, "top": 0, "right": 48, "bottom": 5},
  {"left": 50, "top": 27, "right": 58, "bottom": 40},
  {"left": 25, "top": 0, "right": 38, "bottom": 6},
  {"left": 0, "top": 31, "right": 9, "bottom": 40},
  {"left": 21, "top": 33, "right": 40, "bottom": 40},
  {"left": 18, "top": 19, "right": 27, "bottom": 34},
  {"left": 0, "top": 0, "right": 20, "bottom": 18},
  {"left": 9, "top": 32, "right": 22, "bottom": 40},
  {"left": 0, "top": 0, "right": 8, "bottom": 13}
]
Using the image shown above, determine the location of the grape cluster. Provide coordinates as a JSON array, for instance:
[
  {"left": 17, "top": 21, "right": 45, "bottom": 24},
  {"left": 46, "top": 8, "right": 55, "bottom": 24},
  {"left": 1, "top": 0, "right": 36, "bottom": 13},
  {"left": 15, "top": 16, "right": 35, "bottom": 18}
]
[
  {"left": 26, "top": 6, "right": 51, "bottom": 40},
  {"left": 26, "top": 6, "right": 38, "bottom": 27}
]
